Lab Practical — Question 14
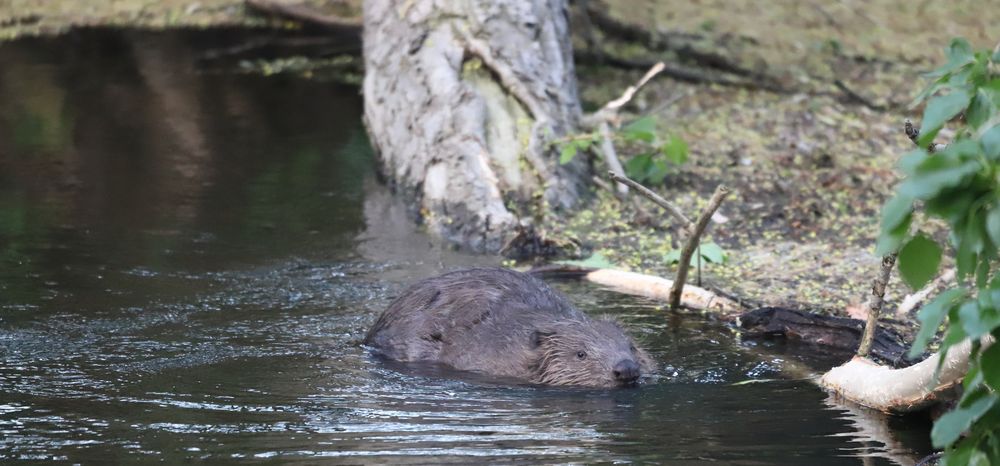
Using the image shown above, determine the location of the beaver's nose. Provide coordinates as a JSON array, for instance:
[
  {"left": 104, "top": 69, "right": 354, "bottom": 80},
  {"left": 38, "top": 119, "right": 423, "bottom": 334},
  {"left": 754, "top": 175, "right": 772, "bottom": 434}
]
[{"left": 613, "top": 359, "right": 640, "bottom": 383}]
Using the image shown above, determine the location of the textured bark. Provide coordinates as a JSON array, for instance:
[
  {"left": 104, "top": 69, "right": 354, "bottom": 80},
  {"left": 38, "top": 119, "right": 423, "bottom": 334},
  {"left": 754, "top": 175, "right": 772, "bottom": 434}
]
[{"left": 362, "top": 0, "right": 585, "bottom": 252}]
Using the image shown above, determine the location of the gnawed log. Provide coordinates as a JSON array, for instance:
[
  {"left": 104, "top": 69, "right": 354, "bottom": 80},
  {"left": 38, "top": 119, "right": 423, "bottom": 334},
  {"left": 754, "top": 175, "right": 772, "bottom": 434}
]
[
  {"left": 819, "top": 340, "right": 972, "bottom": 413},
  {"left": 583, "top": 268, "right": 741, "bottom": 313}
]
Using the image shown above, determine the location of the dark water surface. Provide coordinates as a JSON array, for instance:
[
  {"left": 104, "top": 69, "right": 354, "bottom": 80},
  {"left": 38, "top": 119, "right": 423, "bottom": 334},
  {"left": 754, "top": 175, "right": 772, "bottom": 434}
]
[{"left": 0, "top": 29, "right": 932, "bottom": 464}]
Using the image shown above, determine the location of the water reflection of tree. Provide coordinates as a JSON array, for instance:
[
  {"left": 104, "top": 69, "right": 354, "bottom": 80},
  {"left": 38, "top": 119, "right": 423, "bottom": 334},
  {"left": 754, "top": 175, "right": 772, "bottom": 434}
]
[{"left": 0, "top": 29, "right": 370, "bottom": 307}]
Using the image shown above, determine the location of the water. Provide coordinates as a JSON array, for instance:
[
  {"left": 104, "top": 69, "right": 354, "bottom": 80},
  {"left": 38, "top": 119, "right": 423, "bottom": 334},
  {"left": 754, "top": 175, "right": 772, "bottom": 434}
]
[{"left": 0, "top": 29, "right": 933, "bottom": 464}]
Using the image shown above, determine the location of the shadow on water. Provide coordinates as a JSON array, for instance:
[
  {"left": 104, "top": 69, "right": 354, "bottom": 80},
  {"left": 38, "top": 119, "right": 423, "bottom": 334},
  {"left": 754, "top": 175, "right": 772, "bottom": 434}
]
[{"left": 0, "top": 28, "right": 932, "bottom": 464}]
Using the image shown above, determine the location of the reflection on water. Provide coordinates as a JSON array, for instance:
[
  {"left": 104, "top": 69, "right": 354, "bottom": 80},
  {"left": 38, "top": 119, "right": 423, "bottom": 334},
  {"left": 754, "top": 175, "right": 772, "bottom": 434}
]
[{"left": 0, "top": 29, "right": 932, "bottom": 464}]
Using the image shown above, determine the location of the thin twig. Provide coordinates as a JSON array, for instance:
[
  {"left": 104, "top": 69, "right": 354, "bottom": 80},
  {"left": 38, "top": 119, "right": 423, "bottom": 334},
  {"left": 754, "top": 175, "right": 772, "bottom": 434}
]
[
  {"left": 857, "top": 251, "right": 897, "bottom": 358},
  {"left": 669, "top": 185, "right": 730, "bottom": 310},
  {"left": 609, "top": 171, "right": 692, "bottom": 226},
  {"left": 582, "top": 62, "right": 666, "bottom": 128},
  {"left": 604, "top": 62, "right": 665, "bottom": 112},
  {"left": 904, "top": 119, "right": 946, "bottom": 153},
  {"left": 599, "top": 122, "right": 628, "bottom": 195}
]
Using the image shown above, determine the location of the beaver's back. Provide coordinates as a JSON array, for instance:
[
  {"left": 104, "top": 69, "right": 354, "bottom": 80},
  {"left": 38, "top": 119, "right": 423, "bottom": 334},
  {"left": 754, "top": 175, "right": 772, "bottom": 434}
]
[{"left": 363, "top": 268, "right": 582, "bottom": 367}]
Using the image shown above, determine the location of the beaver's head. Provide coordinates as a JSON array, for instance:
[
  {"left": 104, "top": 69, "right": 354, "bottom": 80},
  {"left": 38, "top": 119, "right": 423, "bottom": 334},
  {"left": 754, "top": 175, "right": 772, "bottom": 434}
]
[{"left": 529, "top": 318, "right": 654, "bottom": 388}]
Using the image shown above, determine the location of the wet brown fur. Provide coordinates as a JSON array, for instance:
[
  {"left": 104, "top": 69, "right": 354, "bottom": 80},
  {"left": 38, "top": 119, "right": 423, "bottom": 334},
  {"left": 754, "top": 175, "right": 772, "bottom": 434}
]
[{"left": 364, "top": 268, "right": 654, "bottom": 387}]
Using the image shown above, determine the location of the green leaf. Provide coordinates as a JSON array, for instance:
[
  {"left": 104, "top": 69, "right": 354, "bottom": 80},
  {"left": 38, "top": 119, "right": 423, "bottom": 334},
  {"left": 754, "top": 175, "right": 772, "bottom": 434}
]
[
  {"left": 897, "top": 234, "right": 942, "bottom": 289},
  {"left": 699, "top": 242, "right": 726, "bottom": 264},
  {"left": 981, "top": 343, "right": 1000, "bottom": 391},
  {"left": 556, "top": 253, "right": 615, "bottom": 269},
  {"left": 624, "top": 154, "right": 652, "bottom": 182},
  {"left": 983, "top": 125, "right": 1000, "bottom": 160},
  {"left": 559, "top": 144, "right": 578, "bottom": 165},
  {"left": 875, "top": 214, "right": 911, "bottom": 256},
  {"left": 897, "top": 160, "right": 981, "bottom": 200},
  {"left": 661, "top": 135, "right": 689, "bottom": 165},
  {"left": 909, "top": 288, "right": 966, "bottom": 357},
  {"left": 898, "top": 148, "right": 929, "bottom": 174},
  {"left": 622, "top": 116, "right": 657, "bottom": 142},
  {"left": 664, "top": 249, "right": 682, "bottom": 265},
  {"left": 968, "top": 450, "right": 991, "bottom": 466},
  {"left": 918, "top": 90, "right": 971, "bottom": 147},
  {"left": 947, "top": 38, "right": 975, "bottom": 64},
  {"left": 966, "top": 89, "right": 995, "bottom": 130},
  {"left": 986, "top": 203, "right": 1000, "bottom": 248},
  {"left": 646, "top": 159, "right": 669, "bottom": 184},
  {"left": 931, "top": 393, "right": 996, "bottom": 447},
  {"left": 960, "top": 301, "right": 1000, "bottom": 339},
  {"left": 881, "top": 194, "right": 914, "bottom": 232}
]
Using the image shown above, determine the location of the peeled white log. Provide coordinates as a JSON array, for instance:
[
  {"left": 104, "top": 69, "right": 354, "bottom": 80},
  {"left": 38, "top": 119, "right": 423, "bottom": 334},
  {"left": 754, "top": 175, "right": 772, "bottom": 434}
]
[
  {"left": 584, "top": 269, "right": 741, "bottom": 313},
  {"left": 820, "top": 339, "right": 972, "bottom": 413}
]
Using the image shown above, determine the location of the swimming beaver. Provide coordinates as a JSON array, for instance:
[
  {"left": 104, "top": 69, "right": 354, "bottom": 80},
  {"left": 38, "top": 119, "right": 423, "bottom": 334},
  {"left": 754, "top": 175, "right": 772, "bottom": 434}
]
[{"left": 364, "top": 268, "right": 654, "bottom": 387}]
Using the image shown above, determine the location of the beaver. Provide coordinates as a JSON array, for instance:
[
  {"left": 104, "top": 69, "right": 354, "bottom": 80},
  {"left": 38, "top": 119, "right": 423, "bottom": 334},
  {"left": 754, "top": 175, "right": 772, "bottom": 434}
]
[{"left": 364, "top": 268, "right": 654, "bottom": 387}]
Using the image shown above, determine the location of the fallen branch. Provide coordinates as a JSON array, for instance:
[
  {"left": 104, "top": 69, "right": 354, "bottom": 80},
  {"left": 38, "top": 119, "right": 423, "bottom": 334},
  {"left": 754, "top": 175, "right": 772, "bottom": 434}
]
[
  {"left": 244, "top": 0, "right": 362, "bottom": 33},
  {"left": 857, "top": 253, "right": 897, "bottom": 357},
  {"left": 896, "top": 268, "right": 956, "bottom": 319},
  {"left": 834, "top": 79, "right": 886, "bottom": 111},
  {"left": 820, "top": 339, "right": 973, "bottom": 413},
  {"left": 598, "top": 122, "right": 629, "bottom": 195},
  {"left": 584, "top": 268, "right": 741, "bottom": 313},
  {"left": 669, "top": 185, "right": 730, "bottom": 310},
  {"left": 581, "top": 1, "right": 755, "bottom": 77}
]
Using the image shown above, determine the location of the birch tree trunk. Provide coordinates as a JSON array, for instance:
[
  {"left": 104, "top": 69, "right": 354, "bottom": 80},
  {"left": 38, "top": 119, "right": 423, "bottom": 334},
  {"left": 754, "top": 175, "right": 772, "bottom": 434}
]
[{"left": 362, "top": 0, "right": 586, "bottom": 252}]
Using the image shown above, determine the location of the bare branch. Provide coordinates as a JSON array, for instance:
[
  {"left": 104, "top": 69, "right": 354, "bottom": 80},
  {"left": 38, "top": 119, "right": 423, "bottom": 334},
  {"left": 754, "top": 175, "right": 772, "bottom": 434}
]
[
  {"left": 669, "top": 185, "right": 730, "bottom": 310},
  {"left": 599, "top": 122, "right": 628, "bottom": 195},
  {"left": 582, "top": 62, "right": 665, "bottom": 128},
  {"left": 904, "top": 119, "right": 946, "bottom": 153},
  {"left": 857, "top": 253, "right": 897, "bottom": 358},
  {"left": 609, "top": 171, "right": 692, "bottom": 226}
]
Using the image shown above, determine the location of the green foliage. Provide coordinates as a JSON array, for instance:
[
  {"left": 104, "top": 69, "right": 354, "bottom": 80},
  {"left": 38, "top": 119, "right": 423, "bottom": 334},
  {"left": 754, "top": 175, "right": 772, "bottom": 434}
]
[
  {"left": 878, "top": 38, "right": 1000, "bottom": 461},
  {"left": 664, "top": 242, "right": 727, "bottom": 266},
  {"left": 555, "top": 115, "right": 689, "bottom": 185}
]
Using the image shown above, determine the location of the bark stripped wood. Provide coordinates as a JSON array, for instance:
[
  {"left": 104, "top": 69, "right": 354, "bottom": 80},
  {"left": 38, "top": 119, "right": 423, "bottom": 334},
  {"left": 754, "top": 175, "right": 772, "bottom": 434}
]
[
  {"left": 857, "top": 252, "right": 898, "bottom": 358},
  {"left": 584, "top": 268, "right": 741, "bottom": 314},
  {"left": 669, "top": 185, "right": 730, "bottom": 310},
  {"left": 362, "top": 0, "right": 586, "bottom": 252},
  {"left": 820, "top": 339, "right": 973, "bottom": 413},
  {"left": 896, "top": 268, "right": 956, "bottom": 319}
]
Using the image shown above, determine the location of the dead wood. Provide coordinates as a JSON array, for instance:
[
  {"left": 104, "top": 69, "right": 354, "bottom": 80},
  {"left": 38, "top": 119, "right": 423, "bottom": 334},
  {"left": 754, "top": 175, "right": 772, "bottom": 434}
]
[
  {"left": 858, "top": 252, "right": 898, "bottom": 357},
  {"left": 739, "top": 307, "right": 910, "bottom": 366},
  {"left": 244, "top": 0, "right": 361, "bottom": 33},
  {"left": 668, "top": 185, "right": 729, "bottom": 310}
]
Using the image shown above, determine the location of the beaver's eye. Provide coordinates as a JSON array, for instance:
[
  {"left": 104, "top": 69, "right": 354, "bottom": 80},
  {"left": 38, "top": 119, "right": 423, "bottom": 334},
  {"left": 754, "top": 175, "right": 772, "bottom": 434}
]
[
  {"left": 629, "top": 345, "right": 636, "bottom": 352},
  {"left": 576, "top": 351, "right": 587, "bottom": 359}
]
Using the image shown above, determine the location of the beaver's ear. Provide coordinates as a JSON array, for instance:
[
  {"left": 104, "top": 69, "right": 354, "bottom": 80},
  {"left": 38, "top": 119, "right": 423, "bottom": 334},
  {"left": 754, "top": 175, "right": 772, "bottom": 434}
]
[{"left": 530, "top": 330, "right": 556, "bottom": 348}]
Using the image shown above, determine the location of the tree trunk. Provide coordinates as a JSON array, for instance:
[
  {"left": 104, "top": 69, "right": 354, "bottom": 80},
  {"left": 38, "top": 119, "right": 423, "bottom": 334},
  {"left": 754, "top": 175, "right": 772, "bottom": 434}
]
[{"left": 362, "top": 0, "right": 586, "bottom": 252}]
